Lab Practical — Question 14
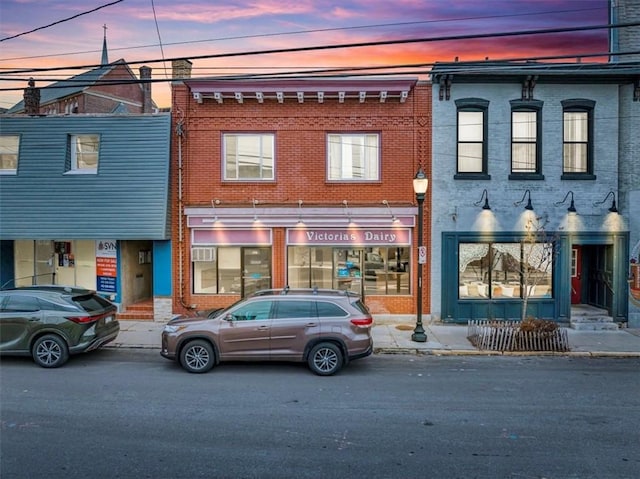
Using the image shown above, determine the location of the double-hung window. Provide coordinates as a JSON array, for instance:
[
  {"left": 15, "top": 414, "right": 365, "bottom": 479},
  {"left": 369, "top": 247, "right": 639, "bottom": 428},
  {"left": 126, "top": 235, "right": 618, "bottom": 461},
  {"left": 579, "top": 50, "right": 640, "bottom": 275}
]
[
  {"left": 510, "top": 100, "right": 543, "bottom": 179},
  {"left": 327, "top": 133, "right": 379, "bottom": 181},
  {"left": 0, "top": 135, "right": 20, "bottom": 174},
  {"left": 223, "top": 133, "right": 274, "bottom": 180},
  {"left": 562, "top": 99, "right": 595, "bottom": 179},
  {"left": 69, "top": 134, "right": 100, "bottom": 173},
  {"left": 454, "top": 98, "right": 489, "bottom": 178}
]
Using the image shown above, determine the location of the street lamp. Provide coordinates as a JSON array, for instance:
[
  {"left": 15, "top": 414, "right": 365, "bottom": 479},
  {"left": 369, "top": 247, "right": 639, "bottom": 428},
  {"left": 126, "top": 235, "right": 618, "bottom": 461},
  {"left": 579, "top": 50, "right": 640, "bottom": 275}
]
[{"left": 412, "top": 167, "right": 428, "bottom": 343}]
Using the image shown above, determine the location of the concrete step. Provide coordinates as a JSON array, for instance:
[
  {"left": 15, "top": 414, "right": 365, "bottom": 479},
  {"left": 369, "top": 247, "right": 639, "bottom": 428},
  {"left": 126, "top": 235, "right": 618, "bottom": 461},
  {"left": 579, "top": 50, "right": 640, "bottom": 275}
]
[
  {"left": 570, "top": 315, "right": 618, "bottom": 331},
  {"left": 117, "top": 311, "right": 155, "bottom": 321},
  {"left": 125, "top": 303, "right": 154, "bottom": 312}
]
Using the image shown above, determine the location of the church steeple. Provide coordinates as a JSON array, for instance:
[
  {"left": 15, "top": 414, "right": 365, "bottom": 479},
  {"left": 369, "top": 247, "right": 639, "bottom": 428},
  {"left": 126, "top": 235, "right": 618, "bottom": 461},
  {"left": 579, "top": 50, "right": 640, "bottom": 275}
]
[{"left": 101, "top": 24, "right": 109, "bottom": 65}]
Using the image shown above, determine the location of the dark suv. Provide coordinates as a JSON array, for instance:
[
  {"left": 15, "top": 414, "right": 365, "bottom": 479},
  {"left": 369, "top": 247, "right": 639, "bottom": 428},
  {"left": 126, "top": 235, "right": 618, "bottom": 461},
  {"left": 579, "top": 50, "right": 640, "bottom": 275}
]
[
  {"left": 0, "top": 285, "right": 119, "bottom": 368},
  {"left": 161, "top": 288, "right": 374, "bottom": 375}
]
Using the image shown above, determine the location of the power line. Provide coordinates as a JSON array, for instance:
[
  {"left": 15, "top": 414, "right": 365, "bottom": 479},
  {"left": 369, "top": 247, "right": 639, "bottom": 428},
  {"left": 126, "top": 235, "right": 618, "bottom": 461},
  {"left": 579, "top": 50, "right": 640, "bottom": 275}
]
[
  {"left": 2, "top": 21, "right": 635, "bottom": 77},
  {"left": 0, "top": 0, "right": 124, "bottom": 43},
  {"left": 150, "top": 0, "right": 168, "bottom": 80},
  {"left": 2, "top": 52, "right": 638, "bottom": 93},
  {"left": 0, "top": 5, "right": 606, "bottom": 62}
]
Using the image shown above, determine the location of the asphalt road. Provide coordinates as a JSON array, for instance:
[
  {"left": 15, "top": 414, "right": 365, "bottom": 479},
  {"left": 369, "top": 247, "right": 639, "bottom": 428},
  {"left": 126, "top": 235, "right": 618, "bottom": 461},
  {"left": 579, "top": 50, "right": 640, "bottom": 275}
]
[{"left": 1, "top": 350, "right": 639, "bottom": 479}]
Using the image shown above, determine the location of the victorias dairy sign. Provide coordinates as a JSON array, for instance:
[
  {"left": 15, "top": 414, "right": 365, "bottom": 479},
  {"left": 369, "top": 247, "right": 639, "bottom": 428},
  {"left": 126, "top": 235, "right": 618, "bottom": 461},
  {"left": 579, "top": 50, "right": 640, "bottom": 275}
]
[{"left": 287, "top": 228, "right": 410, "bottom": 246}]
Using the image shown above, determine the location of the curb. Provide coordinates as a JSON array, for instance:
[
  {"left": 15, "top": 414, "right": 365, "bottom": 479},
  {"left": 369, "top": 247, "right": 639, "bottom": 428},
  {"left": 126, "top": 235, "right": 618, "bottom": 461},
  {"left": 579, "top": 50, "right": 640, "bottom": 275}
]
[
  {"left": 108, "top": 344, "right": 640, "bottom": 358},
  {"left": 106, "top": 344, "right": 160, "bottom": 350},
  {"left": 373, "top": 347, "right": 640, "bottom": 358}
]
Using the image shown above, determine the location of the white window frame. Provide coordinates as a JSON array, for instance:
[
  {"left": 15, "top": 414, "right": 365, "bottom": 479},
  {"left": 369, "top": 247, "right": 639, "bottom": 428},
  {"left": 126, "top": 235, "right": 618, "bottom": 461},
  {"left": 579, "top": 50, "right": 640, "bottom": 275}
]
[
  {"left": 457, "top": 111, "right": 485, "bottom": 173},
  {"left": 561, "top": 99, "right": 595, "bottom": 178},
  {"left": 0, "top": 135, "right": 20, "bottom": 175},
  {"left": 511, "top": 110, "right": 538, "bottom": 174},
  {"left": 69, "top": 134, "right": 100, "bottom": 173},
  {"left": 563, "top": 111, "right": 589, "bottom": 173},
  {"left": 223, "top": 133, "right": 274, "bottom": 181},
  {"left": 327, "top": 133, "right": 380, "bottom": 181}
]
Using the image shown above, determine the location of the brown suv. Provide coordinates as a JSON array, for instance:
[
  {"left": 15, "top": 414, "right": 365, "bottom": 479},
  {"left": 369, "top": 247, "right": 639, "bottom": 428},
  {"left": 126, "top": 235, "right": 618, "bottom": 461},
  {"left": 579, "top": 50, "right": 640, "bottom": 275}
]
[{"left": 161, "top": 288, "right": 373, "bottom": 375}]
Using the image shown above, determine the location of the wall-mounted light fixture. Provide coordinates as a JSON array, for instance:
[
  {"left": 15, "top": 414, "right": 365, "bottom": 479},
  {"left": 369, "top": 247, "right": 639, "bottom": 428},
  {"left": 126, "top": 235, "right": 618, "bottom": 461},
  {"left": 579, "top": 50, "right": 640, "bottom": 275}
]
[
  {"left": 211, "top": 199, "right": 220, "bottom": 221},
  {"left": 473, "top": 189, "right": 491, "bottom": 210},
  {"left": 342, "top": 199, "right": 352, "bottom": 222},
  {"left": 514, "top": 189, "right": 534, "bottom": 210},
  {"left": 593, "top": 191, "right": 618, "bottom": 213},
  {"left": 297, "top": 199, "right": 304, "bottom": 224},
  {"left": 382, "top": 200, "right": 398, "bottom": 223},
  {"left": 555, "top": 191, "right": 577, "bottom": 213},
  {"left": 252, "top": 198, "right": 259, "bottom": 221}
]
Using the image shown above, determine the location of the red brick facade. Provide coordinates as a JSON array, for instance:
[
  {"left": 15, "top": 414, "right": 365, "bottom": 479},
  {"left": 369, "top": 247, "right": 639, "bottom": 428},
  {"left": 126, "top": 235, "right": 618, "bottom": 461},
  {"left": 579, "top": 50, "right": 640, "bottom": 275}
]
[
  {"left": 40, "top": 63, "right": 146, "bottom": 114},
  {"left": 170, "top": 79, "right": 432, "bottom": 317}
]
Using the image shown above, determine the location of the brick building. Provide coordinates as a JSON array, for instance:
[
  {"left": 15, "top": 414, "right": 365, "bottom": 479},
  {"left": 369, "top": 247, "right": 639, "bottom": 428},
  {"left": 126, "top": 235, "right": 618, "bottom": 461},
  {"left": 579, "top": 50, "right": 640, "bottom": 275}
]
[
  {"left": 430, "top": 61, "right": 639, "bottom": 326},
  {"left": 7, "top": 32, "right": 154, "bottom": 115},
  {"left": 170, "top": 60, "right": 432, "bottom": 319}
]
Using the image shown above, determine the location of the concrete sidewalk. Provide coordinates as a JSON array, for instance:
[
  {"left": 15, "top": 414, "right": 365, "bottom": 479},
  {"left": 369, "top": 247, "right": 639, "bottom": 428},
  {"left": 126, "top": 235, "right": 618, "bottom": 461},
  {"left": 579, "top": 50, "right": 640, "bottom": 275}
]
[{"left": 109, "top": 318, "right": 640, "bottom": 357}]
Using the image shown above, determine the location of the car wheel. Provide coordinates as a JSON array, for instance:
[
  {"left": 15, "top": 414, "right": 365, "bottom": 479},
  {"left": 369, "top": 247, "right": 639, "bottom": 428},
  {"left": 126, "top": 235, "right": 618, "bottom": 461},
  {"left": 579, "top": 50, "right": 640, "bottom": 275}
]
[
  {"left": 308, "top": 342, "right": 343, "bottom": 376},
  {"left": 179, "top": 340, "right": 215, "bottom": 373},
  {"left": 32, "top": 334, "right": 69, "bottom": 368}
]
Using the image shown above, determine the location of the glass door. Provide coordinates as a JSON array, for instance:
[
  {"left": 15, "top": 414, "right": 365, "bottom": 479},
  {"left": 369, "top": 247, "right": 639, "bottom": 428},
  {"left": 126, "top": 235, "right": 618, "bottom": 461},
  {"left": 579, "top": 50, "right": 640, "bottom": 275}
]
[
  {"left": 242, "top": 247, "right": 271, "bottom": 296},
  {"left": 35, "top": 240, "right": 54, "bottom": 285}
]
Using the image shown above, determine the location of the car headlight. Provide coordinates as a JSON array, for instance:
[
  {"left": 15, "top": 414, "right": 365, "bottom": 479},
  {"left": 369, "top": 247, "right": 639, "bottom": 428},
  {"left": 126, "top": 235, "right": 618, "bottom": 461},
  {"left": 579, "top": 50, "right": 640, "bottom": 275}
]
[{"left": 163, "top": 325, "right": 186, "bottom": 334}]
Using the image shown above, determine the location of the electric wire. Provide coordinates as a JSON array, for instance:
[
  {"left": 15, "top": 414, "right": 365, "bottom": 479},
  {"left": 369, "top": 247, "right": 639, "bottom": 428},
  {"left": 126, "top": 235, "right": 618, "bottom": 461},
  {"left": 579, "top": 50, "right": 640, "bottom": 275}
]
[
  {"left": 0, "top": 5, "right": 607, "bottom": 61},
  {"left": 0, "top": 0, "right": 124, "bottom": 43},
  {"left": 2, "top": 21, "right": 636, "bottom": 77},
  {"left": 150, "top": 0, "right": 169, "bottom": 79}
]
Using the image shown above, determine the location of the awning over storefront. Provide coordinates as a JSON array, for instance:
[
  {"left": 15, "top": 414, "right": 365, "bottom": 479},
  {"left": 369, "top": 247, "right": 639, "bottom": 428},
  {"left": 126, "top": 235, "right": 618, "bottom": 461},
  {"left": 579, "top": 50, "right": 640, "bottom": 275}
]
[{"left": 185, "top": 205, "right": 417, "bottom": 228}]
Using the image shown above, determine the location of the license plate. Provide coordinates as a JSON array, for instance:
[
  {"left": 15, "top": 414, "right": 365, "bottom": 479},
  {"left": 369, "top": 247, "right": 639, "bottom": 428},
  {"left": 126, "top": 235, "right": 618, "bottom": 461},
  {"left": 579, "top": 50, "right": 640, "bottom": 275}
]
[{"left": 104, "top": 315, "right": 113, "bottom": 323}]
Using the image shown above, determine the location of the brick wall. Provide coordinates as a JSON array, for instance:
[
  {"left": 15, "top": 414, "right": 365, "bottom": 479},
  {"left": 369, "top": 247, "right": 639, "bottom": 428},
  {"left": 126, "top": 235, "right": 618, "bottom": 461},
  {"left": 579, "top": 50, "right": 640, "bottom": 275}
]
[
  {"left": 616, "top": 0, "right": 640, "bottom": 61},
  {"left": 170, "top": 81, "right": 432, "bottom": 317},
  {"left": 431, "top": 79, "right": 624, "bottom": 320}
]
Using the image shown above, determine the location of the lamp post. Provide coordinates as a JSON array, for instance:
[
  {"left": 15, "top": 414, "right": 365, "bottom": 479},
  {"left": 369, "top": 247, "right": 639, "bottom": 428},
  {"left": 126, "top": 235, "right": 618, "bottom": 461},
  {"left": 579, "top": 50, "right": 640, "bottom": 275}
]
[{"left": 412, "top": 167, "right": 428, "bottom": 342}]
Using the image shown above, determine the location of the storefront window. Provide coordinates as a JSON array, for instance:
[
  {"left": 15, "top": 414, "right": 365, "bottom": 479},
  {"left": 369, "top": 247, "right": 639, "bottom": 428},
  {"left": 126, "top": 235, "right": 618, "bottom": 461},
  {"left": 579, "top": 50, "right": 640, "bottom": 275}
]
[
  {"left": 288, "top": 246, "right": 333, "bottom": 290},
  {"left": 492, "top": 243, "right": 521, "bottom": 298},
  {"left": 287, "top": 246, "right": 409, "bottom": 295},
  {"left": 523, "top": 243, "right": 553, "bottom": 298},
  {"left": 192, "top": 246, "right": 271, "bottom": 296},
  {"left": 458, "top": 242, "right": 552, "bottom": 300}
]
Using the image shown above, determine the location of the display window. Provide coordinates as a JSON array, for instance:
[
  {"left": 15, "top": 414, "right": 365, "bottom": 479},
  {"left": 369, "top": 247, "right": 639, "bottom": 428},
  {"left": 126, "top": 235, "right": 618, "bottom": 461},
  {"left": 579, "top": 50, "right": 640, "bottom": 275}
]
[
  {"left": 287, "top": 246, "right": 410, "bottom": 296},
  {"left": 192, "top": 246, "right": 271, "bottom": 296},
  {"left": 458, "top": 242, "right": 553, "bottom": 300}
]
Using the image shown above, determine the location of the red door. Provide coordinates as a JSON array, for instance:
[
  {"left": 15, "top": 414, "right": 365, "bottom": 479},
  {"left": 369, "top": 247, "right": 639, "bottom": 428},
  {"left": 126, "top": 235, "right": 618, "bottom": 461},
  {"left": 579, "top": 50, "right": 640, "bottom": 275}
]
[{"left": 571, "top": 246, "right": 582, "bottom": 304}]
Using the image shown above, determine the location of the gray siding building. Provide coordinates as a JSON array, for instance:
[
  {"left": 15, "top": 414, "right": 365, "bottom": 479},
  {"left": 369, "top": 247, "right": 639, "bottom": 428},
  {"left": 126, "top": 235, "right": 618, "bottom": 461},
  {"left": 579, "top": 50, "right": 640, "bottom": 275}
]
[{"left": 0, "top": 114, "right": 173, "bottom": 319}]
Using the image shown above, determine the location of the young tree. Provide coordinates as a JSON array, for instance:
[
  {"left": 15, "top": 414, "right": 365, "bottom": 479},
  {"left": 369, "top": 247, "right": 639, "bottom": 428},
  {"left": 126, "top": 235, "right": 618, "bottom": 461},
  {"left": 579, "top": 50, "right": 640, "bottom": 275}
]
[{"left": 520, "top": 214, "right": 559, "bottom": 322}]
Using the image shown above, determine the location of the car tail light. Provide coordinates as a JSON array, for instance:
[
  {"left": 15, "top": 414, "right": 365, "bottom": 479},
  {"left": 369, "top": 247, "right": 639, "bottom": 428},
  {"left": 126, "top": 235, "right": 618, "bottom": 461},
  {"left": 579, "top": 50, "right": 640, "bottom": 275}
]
[
  {"left": 350, "top": 317, "right": 373, "bottom": 327},
  {"left": 65, "top": 315, "right": 97, "bottom": 324}
]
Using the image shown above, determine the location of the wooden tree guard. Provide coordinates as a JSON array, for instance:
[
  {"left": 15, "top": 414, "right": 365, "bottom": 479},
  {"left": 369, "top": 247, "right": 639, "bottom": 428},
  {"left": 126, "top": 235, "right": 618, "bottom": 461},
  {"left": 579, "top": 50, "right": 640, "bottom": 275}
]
[{"left": 467, "top": 320, "right": 570, "bottom": 352}]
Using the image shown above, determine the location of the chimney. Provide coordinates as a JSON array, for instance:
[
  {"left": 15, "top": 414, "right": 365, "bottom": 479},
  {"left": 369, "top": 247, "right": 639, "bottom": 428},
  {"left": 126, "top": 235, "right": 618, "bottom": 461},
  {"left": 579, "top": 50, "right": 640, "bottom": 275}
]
[
  {"left": 139, "top": 66, "right": 153, "bottom": 113},
  {"left": 172, "top": 59, "right": 193, "bottom": 80},
  {"left": 23, "top": 78, "right": 40, "bottom": 116}
]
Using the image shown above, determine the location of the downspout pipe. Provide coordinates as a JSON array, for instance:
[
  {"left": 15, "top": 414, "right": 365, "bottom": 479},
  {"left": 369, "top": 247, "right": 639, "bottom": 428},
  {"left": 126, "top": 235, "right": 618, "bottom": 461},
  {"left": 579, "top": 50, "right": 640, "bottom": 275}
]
[{"left": 175, "top": 113, "right": 191, "bottom": 311}]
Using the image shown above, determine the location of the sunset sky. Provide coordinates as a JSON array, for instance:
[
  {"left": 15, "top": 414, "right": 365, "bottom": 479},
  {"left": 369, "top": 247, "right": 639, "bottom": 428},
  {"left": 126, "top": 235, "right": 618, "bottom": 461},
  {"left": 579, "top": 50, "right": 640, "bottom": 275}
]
[{"left": 0, "top": 0, "right": 612, "bottom": 110}]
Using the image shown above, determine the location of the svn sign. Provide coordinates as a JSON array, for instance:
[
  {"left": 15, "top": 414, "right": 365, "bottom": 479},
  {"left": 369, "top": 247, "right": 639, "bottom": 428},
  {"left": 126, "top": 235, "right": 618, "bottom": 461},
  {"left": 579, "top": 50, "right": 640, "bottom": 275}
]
[
  {"left": 96, "top": 240, "right": 117, "bottom": 293},
  {"left": 287, "top": 228, "right": 411, "bottom": 246}
]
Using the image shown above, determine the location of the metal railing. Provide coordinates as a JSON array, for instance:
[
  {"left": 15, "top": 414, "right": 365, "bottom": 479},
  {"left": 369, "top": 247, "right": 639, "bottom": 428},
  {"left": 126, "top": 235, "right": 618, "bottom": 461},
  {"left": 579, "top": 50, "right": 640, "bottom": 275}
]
[{"left": 1, "top": 273, "right": 56, "bottom": 290}]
